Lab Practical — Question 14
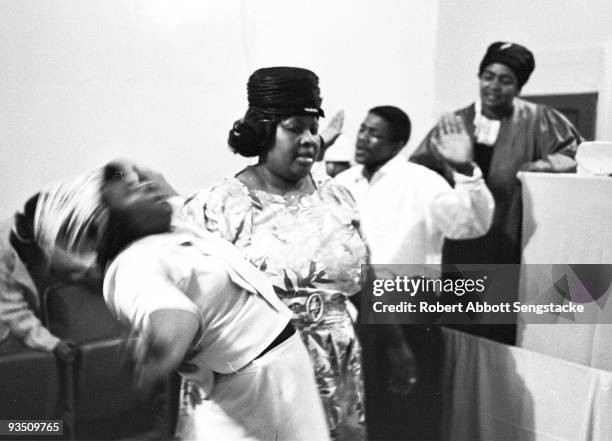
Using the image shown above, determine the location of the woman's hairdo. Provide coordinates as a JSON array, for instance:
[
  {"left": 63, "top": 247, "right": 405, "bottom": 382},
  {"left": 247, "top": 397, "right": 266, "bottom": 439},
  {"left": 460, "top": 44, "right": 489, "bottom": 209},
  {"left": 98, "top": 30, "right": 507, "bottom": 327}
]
[
  {"left": 228, "top": 66, "right": 324, "bottom": 157},
  {"left": 227, "top": 109, "right": 277, "bottom": 157}
]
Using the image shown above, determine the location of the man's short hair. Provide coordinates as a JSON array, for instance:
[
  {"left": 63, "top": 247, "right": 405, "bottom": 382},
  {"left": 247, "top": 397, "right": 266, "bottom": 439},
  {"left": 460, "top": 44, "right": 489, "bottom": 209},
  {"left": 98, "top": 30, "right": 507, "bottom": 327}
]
[{"left": 368, "top": 106, "right": 411, "bottom": 145}]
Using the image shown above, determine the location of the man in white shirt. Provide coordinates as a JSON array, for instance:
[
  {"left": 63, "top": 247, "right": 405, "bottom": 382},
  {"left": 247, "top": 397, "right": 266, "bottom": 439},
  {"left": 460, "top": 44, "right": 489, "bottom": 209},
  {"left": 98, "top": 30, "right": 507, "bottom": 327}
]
[
  {"left": 335, "top": 105, "right": 494, "bottom": 441},
  {"left": 335, "top": 106, "right": 494, "bottom": 265}
]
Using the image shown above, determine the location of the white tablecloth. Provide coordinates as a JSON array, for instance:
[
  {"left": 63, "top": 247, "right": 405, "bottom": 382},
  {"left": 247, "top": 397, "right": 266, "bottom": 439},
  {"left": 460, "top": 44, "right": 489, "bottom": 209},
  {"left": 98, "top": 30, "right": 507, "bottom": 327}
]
[
  {"left": 442, "top": 328, "right": 612, "bottom": 441},
  {"left": 518, "top": 172, "right": 612, "bottom": 371}
]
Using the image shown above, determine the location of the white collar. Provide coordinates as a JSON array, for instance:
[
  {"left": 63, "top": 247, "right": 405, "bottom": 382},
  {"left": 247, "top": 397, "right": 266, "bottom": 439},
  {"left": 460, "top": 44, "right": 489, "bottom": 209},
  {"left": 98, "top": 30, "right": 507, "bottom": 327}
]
[
  {"left": 358, "top": 153, "right": 406, "bottom": 182},
  {"left": 474, "top": 99, "right": 501, "bottom": 146}
]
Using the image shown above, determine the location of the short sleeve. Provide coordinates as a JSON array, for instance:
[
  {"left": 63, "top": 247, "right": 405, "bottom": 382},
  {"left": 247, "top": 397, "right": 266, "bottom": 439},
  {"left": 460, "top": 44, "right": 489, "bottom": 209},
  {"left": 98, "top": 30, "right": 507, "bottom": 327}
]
[
  {"left": 103, "top": 249, "right": 199, "bottom": 333},
  {"left": 317, "top": 176, "right": 361, "bottom": 224},
  {"left": 318, "top": 177, "right": 370, "bottom": 262},
  {"left": 183, "top": 180, "right": 254, "bottom": 244},
  {"left": 324, "top": 176, "right": 360, "bottom": 214}
]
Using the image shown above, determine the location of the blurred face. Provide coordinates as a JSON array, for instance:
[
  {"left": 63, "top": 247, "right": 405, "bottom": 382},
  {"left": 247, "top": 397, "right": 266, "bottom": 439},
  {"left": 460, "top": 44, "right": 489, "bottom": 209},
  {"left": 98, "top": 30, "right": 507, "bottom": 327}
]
[
  {"left": 263, "top": 116, "right": 320, "bottom": 181},
  {"left": 102, "top": 179, "right": 172, "bottom": 236},
  {"left": 479, "top": 63, "right": 520, "bottom": 117},
  {"left": 355, "top": 113, "right": 401, "bottom": 169},
  {"left": 325, "top": 161, "right": 351, "bottom": 178}
]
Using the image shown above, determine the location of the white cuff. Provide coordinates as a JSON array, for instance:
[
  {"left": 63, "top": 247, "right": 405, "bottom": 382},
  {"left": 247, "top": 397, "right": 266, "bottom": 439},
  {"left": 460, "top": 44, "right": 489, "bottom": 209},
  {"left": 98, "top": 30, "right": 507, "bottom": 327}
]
[{"left": 452, "top": 163, "right": 484, "bottom": 184}]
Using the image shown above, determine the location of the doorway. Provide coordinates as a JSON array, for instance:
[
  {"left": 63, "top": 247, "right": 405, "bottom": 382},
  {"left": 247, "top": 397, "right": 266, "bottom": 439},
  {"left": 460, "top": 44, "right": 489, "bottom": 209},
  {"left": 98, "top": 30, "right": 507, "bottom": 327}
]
[{"left": 522, "top": 92, "right": 598, "bottom": 140}]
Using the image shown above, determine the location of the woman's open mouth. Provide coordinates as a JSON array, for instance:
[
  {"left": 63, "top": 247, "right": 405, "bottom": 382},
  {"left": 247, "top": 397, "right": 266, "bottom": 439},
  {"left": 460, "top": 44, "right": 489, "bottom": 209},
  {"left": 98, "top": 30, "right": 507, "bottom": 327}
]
[
  {"left": 482, "top": 92, "right": 502, "bottom": 103},
  {"left": 295, "top": 152, "right": 315, "bottom": 167}
]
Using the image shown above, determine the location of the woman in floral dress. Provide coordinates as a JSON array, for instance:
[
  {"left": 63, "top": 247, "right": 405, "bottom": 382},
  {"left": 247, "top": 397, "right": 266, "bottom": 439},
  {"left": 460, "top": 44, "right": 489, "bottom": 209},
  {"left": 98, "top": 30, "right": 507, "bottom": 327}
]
[{"left": 184, "top": 67, "right": 368, "bottom": 440}]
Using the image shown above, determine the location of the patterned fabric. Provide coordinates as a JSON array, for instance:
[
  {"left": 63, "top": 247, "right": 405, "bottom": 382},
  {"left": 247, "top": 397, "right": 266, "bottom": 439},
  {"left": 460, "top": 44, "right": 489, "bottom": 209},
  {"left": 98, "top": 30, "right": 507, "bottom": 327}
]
[{"left": 184, "top": 174, "right": 368, "bottom": 440}]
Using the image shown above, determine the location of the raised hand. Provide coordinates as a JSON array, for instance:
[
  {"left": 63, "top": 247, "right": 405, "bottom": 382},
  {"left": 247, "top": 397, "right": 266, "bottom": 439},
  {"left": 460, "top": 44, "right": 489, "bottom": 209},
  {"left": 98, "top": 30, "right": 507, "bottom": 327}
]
[
  {"left": 436, "top": 114, "right": 473, "bottom": 166},
  {"left": 319, "top": 110, "right": 345, "bottom": 150}
]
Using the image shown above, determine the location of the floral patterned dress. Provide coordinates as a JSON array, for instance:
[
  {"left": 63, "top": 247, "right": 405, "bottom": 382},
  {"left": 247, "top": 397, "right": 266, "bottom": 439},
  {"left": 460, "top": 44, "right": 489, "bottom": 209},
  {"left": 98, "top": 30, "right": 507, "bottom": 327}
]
[{"left": 184, "top": 174, "right": 368, "bottom": 440}]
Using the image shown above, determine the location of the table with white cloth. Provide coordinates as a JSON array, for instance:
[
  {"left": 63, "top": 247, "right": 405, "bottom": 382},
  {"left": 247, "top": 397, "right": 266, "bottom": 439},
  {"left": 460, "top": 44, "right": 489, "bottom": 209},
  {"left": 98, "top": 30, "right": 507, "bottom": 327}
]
[
  {"left": 518, "top": 172, "right": 612, "bottom": 370},
  {"left": 440, "top": 172, "right": 612, "bottom": 441},
  {"left": 442, "top": 328, "right": 612, "bottom": 441}
]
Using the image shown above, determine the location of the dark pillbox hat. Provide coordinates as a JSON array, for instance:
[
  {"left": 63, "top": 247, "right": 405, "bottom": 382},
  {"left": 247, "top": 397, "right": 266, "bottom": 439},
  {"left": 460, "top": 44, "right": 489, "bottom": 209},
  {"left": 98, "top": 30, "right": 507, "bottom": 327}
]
[{"left": 247, "top": 66, "right": 324, "bottom": 118}]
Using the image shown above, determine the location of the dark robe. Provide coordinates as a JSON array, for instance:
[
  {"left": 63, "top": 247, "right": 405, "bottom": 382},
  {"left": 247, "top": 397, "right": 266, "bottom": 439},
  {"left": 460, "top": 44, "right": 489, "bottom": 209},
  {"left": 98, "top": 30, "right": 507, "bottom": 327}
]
[
  {"left": 411, "top": 99, "right": 581, "bottom": 345},
  {"left": 411, "top": 98, "right": 581, "bottom": 265}
]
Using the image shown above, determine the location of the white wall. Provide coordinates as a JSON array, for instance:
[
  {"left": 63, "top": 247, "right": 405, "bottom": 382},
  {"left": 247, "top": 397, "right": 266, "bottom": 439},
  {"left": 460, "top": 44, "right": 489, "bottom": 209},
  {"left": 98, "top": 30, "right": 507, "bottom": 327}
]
[
  {"left": 0, "top": 0, "right": 439, "bottom": 217},
  {"left": 433, "top": 0, "right": 612, "bottom": 138}
]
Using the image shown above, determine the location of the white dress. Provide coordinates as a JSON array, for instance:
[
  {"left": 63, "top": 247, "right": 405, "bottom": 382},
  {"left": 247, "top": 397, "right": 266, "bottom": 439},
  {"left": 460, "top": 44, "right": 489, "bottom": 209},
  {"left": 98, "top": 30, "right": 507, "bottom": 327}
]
[{"left": 103, "top": 223, "right": 329, "bottom": 441}]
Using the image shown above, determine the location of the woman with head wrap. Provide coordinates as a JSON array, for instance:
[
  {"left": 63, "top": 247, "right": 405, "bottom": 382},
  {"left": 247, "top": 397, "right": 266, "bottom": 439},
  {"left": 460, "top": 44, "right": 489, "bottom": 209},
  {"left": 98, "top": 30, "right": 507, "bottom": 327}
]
[
  {"left": 411, "top": 41, "right": 582, "bottom": 344},
  {"left": 412, "top": 41, "right": 581, "bottom": 266},
  {"left": 33, "top": 164, "right": 329, "bottom": 440},
  {"left": 183, "top": 67, "right": 373, "bottom": 440}
]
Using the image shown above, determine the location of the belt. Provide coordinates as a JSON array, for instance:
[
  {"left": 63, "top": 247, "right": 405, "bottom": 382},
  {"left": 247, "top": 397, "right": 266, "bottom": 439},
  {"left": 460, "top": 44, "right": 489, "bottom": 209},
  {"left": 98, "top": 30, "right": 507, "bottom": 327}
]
[
  {"left": 256, "top": 322, "right": 295, "bottom": 360},
  {"left": 205, "top": 323, "right": 296, "bottom": 376}
]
